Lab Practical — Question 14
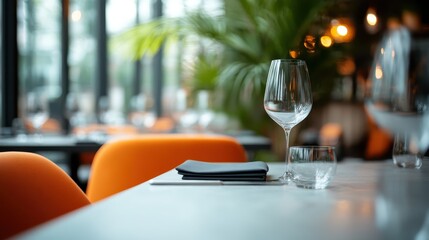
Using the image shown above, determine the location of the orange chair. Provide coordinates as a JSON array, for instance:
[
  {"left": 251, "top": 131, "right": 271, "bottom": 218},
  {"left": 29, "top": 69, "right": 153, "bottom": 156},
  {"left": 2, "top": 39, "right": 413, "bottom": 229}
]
[
  {"left": 86, "top": 134, "right": 247, "bottom": 202},
  {"left": 364, "top": 109, "right": 394, "bottom": 160},
  {"left": 0, "top": 152, "right": 90, "bottom": 239}
]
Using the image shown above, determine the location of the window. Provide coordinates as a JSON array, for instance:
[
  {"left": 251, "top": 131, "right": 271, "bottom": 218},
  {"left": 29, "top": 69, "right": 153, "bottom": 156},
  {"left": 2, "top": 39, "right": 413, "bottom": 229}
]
[{"left": 2, "top": 0, "right": 222, "bottom": 132}]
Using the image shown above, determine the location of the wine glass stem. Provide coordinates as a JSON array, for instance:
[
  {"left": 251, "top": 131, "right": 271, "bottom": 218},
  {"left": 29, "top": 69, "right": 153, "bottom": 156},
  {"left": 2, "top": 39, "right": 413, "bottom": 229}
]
[
  {"left": 34, "top": 126, "right": 43, "bottom": 141},
  {"left": 283, "top": 128, "right": 292, "bottom": 180}
]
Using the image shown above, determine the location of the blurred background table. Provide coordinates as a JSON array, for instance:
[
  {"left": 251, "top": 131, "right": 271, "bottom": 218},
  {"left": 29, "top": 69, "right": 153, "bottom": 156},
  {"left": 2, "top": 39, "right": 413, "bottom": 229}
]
[{"left": 0, "top": 133, "right": 271, "bottom": 187}]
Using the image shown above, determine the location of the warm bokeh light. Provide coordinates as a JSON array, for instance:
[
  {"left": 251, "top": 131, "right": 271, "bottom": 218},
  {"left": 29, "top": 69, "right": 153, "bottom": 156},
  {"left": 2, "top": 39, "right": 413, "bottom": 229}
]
[
  {"left": 330, "top": 25, "right": 339, "bottom": 37},
  {"left": 336, "top": 25, "right": 348, "bottom": 36},
  {"left": 366, "top": 7, "right": 378, "bottom": 26},
  {"left": 303, "top": 35, "right": 316, "bottom": 53},
  {"left": 329, "top": 18, "right": 354, "bottom": 43},
  {"left": 334, "top": 200, "right": 352, "bottom": 217},
  {"left": 71, "top": 10, "right": 82, "bottom": 22},
  {"left": 337, "top": 57, "right": 356, "bottom": 76},
  {"left": 402, "top": 10, "right": 421, "bottom": 32},
  {"left": 366, "top": 13, "right": 377, "bottom": 26},
  {"left": 375, "top": 65, "right": 383, "bottom": 79},
  {"left": 319, "top": 123, "right": 342, "bottom": 145},
  {"left": 320, "top": 35, "right": 333, "bottom": 47},
  {"left": 365, "top": 8, "right": 380, "bottom": 34},
  {"left": 289, "top": 49, "right": 300, "bottom": 58}
]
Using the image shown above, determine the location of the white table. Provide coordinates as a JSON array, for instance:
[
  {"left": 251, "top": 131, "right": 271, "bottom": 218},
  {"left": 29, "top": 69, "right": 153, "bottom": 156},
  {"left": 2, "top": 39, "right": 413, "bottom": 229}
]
[{"left": 16, "top": 160, "right": 429, "bottom": 240}]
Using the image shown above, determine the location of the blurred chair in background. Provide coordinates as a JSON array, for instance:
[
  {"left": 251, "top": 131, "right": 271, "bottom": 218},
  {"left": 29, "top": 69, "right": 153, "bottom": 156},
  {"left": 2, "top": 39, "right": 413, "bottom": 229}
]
[
  {"left": 364, "top": 113, "right": 393, "bottom": 160},
  {"left": 0, "top": 152, "right": 90, "bottom": 239},
  {"left": 86, "top": 134, "right": 247, "bottom": 202}
]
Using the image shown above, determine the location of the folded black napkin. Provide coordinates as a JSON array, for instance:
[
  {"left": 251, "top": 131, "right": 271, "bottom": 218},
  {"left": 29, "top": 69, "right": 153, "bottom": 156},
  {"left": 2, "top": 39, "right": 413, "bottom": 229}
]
[{"left": 176, "top": 160, "right": 269, "bottom": 181}]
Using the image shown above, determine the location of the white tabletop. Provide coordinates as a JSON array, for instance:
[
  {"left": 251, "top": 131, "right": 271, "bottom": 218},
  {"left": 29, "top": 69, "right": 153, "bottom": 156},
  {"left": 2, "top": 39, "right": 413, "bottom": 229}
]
[{"left": 16, "top": 160, "right": 429, "bottom": 240}]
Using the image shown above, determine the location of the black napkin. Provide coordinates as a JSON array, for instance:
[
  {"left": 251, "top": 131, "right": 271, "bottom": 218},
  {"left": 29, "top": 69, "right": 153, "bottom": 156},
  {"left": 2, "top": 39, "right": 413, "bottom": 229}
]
[{"left": 176, "top": 160, "right": 269, "bottom": 181}]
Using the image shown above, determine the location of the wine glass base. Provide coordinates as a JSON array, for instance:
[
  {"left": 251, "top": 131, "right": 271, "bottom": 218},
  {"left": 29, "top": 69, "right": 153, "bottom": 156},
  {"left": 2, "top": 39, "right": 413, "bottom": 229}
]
[{"left": 278, "top": 172, "right": 293, "bottom": 183}]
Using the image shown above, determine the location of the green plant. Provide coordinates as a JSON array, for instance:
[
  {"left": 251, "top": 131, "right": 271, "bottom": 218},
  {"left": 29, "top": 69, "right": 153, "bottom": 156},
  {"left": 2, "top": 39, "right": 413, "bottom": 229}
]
[{"left": 111, "top": 0, "right": 344, "bottom": 134}]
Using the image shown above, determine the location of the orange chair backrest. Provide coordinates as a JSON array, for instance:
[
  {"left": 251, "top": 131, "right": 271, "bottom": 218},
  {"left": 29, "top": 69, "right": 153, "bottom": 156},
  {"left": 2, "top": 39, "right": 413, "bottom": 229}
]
[
  {"left": 86, "top": 134, "right": 247, "bottom": 202},
  {"left": 0, "top": 152, "right": 90, "bottom": 239}
]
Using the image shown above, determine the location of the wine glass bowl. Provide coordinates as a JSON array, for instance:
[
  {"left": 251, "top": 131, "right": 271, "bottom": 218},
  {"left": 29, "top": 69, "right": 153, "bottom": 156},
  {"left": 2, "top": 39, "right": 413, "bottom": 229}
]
[{"left": 264, "top": 59, "right": 313, "bottom": 181}]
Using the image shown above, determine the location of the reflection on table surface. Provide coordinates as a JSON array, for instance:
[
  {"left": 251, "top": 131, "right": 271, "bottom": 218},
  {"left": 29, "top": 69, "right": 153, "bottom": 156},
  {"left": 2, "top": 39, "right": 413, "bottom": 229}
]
[
  {"left": 375, "top": 159, "right": 429, "bottom": 240},
  {"left": 15, "top": 160, "right": 429, "bottom": 240}
]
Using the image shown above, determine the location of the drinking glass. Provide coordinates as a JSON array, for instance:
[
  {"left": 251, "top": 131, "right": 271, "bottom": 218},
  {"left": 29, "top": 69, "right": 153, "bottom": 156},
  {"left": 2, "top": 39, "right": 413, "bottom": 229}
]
[
  {"left": 129, "top": 94, "right": 156, "bottom": 131},
  {"left": 66, "top": 93, "right": 80, "bottom": 130},
  {"left": 25, "top": 92, "right": 49, "bottom": 137},
  {"left": 196, "top": 90, "right": 215, "bottom": 132},
  {"left": 264, "top": 59, "right": 313, "bottom": 182},
  {"left": 392, "top": 133, "right": 423, "bottom": 169},
  {"left": 172, "top": 89, "right": 199, "bottom": 133},
  {"left": 365, "top": 27, "right": 429, "bottom": 167},
  {"left": 288, "top": 146, "right": 337, "bottom": 189},
  {"left": 97, "top": 96, "right": 110, "bottom": 124}
]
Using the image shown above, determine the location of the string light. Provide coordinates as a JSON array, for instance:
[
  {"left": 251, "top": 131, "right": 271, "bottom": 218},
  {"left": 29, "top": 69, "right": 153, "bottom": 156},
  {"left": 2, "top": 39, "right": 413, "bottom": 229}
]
[
  {"left": 289, "top": 49, "right": 300, "bottom": 58},
  {"left": 365, "top": 7, "right": 379, "bottom": 34},
  {"left": 303, "top": 35, "right": 316, "bottom": 53},
  {"left": 320, "top": 35, "right": 333, "bottom": 47},
  {"left": 366, "top": 10, "right": 377, "bottom": 26},
  {"left": 336, "top": 25, "right": 348, "bottom": 36},
  {"left": 329, "top": 18, "right": 354, "bottom": 43}
]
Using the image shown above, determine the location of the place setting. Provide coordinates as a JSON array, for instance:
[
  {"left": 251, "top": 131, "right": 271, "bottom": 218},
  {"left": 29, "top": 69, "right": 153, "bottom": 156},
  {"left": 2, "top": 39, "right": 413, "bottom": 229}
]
[{"left": 150, "top": 59, "right": 338, "bottom": 190}]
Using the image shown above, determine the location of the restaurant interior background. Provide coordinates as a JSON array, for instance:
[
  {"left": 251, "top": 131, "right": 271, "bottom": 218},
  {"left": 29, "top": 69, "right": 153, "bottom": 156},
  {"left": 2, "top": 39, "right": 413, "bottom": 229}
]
[{"left": 0, "top": 0, "right": 428, "bottom": 172}]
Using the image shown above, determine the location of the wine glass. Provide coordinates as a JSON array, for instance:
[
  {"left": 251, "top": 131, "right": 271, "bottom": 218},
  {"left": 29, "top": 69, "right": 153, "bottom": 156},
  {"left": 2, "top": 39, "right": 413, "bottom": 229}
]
[
  {"left": 129, "top": 94, "right": 156, "bottom": 131},
  {"left": 264, "top": 59, "right": 313, "bottom": 182},
  {"left": 25, "top": 92, "right": 49, "bottom": 138},
  {"left": 66, "top": 92, "right": 95, "bottom": 135},
  {"left": 172, "top": 88, "right": 199, "bottom": 133},
  {"left": 365, "top": 26, "right": 429, "bottom": 168},
  {"left": 66, "top": 93, "right": 80, "bottom": 131},
  {"left": 97, "top": 96, "right": 110, "bottom": 124}
]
